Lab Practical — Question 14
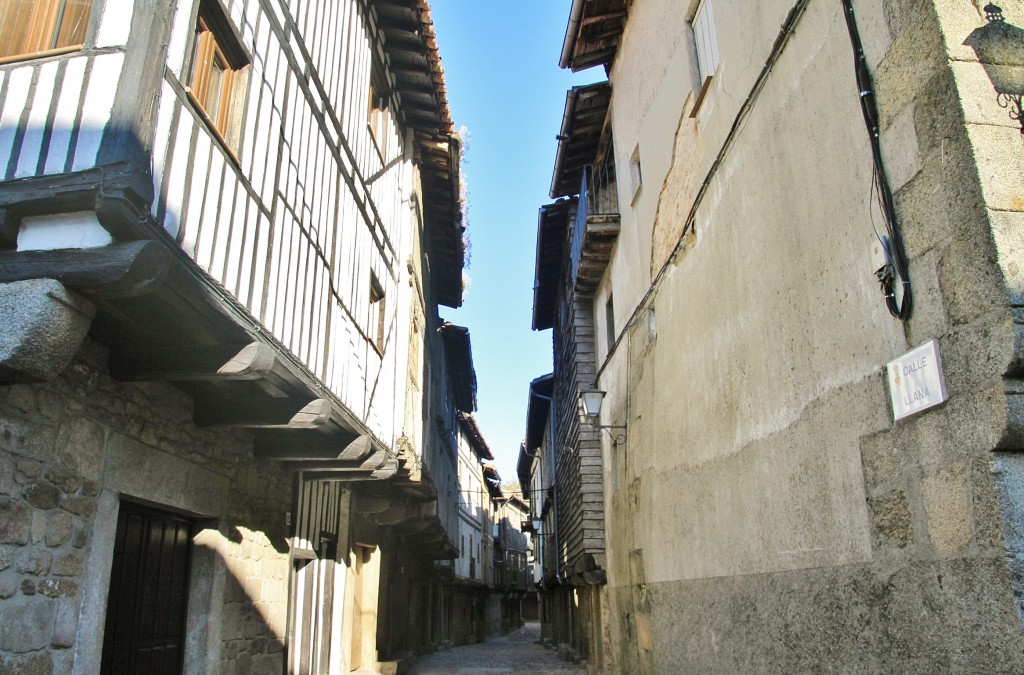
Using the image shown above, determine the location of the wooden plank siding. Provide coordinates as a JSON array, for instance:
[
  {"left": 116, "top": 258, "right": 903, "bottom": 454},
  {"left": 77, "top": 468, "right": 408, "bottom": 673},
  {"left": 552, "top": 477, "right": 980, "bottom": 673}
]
[
  {"left": 552, "top": 281, "right": 607, "bottom": 575},
  {"left": 293, "top": 476, "right": 348, "bottom": 555}
]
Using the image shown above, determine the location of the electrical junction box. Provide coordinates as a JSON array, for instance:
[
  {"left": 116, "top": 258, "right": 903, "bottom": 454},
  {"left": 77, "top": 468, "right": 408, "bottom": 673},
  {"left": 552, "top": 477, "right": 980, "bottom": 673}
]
[{"left": 886, "top": 339, "right": 948, "bottom": 421}]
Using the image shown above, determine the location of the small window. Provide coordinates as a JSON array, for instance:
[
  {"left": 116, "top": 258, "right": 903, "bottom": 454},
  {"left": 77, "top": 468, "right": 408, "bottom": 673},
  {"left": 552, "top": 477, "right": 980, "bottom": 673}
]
[
  {"left": 188, "top": 1, "right": 248, "bottom": 144},
  {"left": 692, "top": 0, "right": 720, "bottom": 82},
  {"left": 367, "top": 69, "right": 391, "bottom": 159},
  {"left": 605, "top": 293, "right": 615, "bottom": 351},
  {"left": 369, "top": 274, "right": 386, "bottom": 354},
  {"left": 628, "top": 145, "right": 642, "bottom": 204},
  {"left": 0, "top": 0, "right": 93, "bottom": 63}
]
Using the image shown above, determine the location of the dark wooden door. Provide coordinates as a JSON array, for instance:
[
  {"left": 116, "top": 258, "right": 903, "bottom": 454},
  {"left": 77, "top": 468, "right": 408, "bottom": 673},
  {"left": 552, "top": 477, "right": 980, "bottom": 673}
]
[{"left": 101, "top": 502, "right": 194, "bottom": 674}]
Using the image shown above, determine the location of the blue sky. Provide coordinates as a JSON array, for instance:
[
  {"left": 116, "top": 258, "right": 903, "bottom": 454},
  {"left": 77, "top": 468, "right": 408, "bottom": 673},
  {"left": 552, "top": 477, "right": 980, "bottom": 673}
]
[{"left": 430, "top": 3, "right": 601, "bottom": 483}]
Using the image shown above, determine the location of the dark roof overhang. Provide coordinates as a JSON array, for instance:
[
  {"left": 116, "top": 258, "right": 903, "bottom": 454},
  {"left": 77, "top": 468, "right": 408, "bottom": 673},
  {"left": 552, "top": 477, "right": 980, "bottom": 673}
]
[
  {"left": 374, "top": 0, "right": 465, "bottom": 307},
  {"left": 550, "top": 82, "right": 612, "bottom": 199},
  {"left": 482, "top": 463, "right": 504, "bottom": 499},
  {"left": 525, "top": 374, "right": 554, "bottom": 452},
  {"left": 560, "top": 0, "right": 630, "bottom": 72},
  {"left": 439, "top": 322, "right": 477, "bottom": 412},
  {"left": 532, "top": 201, "right": 574, "bottom": 331},
  {"left": 457, "top": 411, "right": 493, "bottom": 461},
  {"left": 516, "top": 441, "right": 534, "bottom": 494}
]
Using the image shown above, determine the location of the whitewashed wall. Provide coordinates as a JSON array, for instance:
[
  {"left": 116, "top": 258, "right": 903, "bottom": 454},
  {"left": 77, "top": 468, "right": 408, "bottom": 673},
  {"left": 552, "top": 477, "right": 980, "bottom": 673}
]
[{"left": 455, "top": 434, "right": 486, "bottom": 581}]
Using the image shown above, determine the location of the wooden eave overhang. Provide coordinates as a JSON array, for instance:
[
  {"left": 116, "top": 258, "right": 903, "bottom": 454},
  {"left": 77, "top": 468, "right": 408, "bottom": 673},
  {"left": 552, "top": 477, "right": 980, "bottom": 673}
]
[
  {"left": 0, "top": 166, "right": 409, "bottom": 484},
  {"left": 438, "top": 322, "right": 477, "bottom": 413},
  {"left": 457, "top": 411, "right": 493, "bottom": 461},
  {"left": 560, "top": 0, "right": 630, "bottom": 72},
  {"left": 550, "top": 82, "right": 612, "bottom": 200},
  {"left": 532, "top": 201, "right": 573, "bottom": 331},
  {"left": 516, "top": 442, "right": 534, "bottom": 497},
  {"left": 374, "top": 0, "right": 465, "bottom": 308},
  {"left": 525, "top": 373, "right": 553, "bottom": 453},
  {"left": 482, "top": 464, "right": 503, "bottom": 500}
]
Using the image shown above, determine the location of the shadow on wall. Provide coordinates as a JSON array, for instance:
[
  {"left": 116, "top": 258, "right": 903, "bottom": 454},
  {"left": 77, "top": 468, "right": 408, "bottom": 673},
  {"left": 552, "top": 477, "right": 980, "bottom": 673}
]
[{"left": 964, "top": 4, "right": 1024, "bottom": 134}]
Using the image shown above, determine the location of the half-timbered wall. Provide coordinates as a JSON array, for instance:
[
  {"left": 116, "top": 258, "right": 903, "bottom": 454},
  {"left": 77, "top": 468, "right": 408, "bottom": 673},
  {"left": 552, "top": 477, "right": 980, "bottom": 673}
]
[
  {"left": 0, "top": 3, "right": 131, "bottom": 179},
  {"left": 0, "top": 0, "right": 419, "bottom": 446},
  {"left": 153, "top": 0, "right": 413, "bottom": 443}
]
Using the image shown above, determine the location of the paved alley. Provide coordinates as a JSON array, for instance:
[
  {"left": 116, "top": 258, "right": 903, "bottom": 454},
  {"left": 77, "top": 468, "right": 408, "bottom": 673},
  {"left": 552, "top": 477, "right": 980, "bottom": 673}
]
[{"left": 408, "top": 623, "right": 585, "bottom": 675}]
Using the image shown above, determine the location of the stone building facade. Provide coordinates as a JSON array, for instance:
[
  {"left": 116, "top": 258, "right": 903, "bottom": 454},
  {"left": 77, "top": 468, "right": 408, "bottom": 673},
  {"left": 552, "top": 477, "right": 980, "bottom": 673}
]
[
  {"left": 0, "top": 337, "right": 291, "bottom": 674},
  {"left": 537, "top": 0, "right": 1024, "bottom": 671}
]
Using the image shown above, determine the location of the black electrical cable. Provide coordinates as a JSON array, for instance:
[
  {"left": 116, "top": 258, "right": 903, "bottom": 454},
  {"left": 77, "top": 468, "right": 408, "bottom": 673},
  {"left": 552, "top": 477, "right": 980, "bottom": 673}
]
[{"left": 842, "top": 0, "right": 913, "bottom": 320}]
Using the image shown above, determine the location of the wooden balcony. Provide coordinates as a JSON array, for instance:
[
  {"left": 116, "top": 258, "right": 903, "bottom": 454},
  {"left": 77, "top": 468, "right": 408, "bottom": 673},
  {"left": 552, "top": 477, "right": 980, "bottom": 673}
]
[{"left": 571, "top": 164, "right": 620, "bottom": 294}]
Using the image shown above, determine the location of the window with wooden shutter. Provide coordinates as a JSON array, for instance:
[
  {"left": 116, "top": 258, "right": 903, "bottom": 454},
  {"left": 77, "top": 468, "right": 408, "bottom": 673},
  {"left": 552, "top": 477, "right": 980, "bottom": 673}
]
[
  {"left": 369, "top": 273, "right": 386, "bottom": 355},
  {"left": 0, "top": 0, "right": 93, "bottom": 63},
  {"left": 367, "top": 66, "right": 391, "bottom": 160},
  {"left": 692, "top": 0, "right": 720, "bottom": 81},
  {"left": 187, "top": 1, "right": 248, "bottom": 147},
  {"left": 689, "top": 0, "right": 720, "bottom": 117}
]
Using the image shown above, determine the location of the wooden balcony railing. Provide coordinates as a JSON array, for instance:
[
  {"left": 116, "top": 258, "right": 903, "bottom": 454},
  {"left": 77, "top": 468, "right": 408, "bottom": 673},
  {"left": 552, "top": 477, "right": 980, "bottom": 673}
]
[{"left": 570, "top": 163, "right": 620, "bottom": 293}]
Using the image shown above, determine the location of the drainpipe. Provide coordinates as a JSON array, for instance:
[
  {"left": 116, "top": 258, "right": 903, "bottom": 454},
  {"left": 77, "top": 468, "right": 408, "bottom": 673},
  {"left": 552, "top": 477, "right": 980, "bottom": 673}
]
[
  {"left": 559, "top": 0, "right": 585, "bottom": 69},
  {"left": 549, "top": 90, "right": 579, "bottom": 199}
]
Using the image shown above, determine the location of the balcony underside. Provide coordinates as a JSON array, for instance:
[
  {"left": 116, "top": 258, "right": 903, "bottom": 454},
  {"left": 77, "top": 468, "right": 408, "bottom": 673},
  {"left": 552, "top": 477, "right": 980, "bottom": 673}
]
[
  {"left": 574, "top": 214, "right": 620, "bottom": 294},
  {"left": 0, "top": 239, "right": 423, "bottom": 485}
]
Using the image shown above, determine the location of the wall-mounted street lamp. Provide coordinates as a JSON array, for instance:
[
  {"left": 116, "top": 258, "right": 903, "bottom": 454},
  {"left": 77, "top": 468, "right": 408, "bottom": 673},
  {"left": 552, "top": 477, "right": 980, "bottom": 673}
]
[
  {"left": 578, "top": 387, "right": 627, "bottom": 445},
  {"left": 965, "top": 4, "right": 1024, "bottom": 134}
]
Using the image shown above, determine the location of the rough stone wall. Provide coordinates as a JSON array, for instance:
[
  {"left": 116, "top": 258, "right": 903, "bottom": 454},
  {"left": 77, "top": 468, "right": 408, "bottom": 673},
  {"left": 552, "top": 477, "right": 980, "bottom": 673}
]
[
  {"left": 0, "top": 340, "right": 291, "bottom": 674},
  {"left": 597, "top": 0, "right": 1024, "bottom": 672}
]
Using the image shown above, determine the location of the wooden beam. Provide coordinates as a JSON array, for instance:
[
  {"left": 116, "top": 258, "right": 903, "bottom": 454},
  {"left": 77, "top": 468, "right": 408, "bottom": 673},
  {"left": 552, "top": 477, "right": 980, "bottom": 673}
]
[
  {"left": 300, "top": 471, "right": 384, "bottom": 482},
  {"left": 338, "top": 435, "right": 375, "bottom": 461},
  {"left": 217, "top": 342, "right": 279, "bottom": 379},
  {"left": 359, "top": 449, "right": 388, "bottom": 471},
  {"left": 254, "top": 430, "right": 361, "bottom": 461},
  {"left": 371, "top": 458, "right": 399, "bottom": 479},
  {"left": 289, "top": 398, "right": 335, "bottom": 428},
  {"left": 281, "top": 460, "right": 370, "bottom": 471},
  {"left": 0, "top": 240, "right": 170, "bottom": 298},
  {"left": 193, "top": 395, "right": 318, "bottom": 428},
  {"left": 110, "top": 341, "right": 277, "bottom": 382}
]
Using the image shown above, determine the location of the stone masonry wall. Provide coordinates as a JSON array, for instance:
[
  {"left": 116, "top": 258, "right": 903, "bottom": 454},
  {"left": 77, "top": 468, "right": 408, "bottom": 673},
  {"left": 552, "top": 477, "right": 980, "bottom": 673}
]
[
  {"left": 0, "top": 339, "right": 292, "bottom": 674},
  {"left": 598, "top": 0, "right": 1024, "bottom": 672}
]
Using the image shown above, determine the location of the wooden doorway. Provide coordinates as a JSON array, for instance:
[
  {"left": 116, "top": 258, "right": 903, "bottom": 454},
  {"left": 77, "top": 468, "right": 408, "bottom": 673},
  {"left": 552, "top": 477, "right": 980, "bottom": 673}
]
[
  {"left": 290, "top": 536, "right": 338, "bottom": 675},
  {"left": 101, "top": 501, "right": 195, "bottom": 674}
]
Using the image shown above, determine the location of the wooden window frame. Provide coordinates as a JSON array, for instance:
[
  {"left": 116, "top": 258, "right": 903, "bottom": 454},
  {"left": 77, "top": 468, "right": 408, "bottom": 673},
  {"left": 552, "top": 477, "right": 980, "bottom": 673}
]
[
  {"left": 367, "top": 66, "right": 391, "bottom": 161},
  {"left": 0, "top": 0, "right": 94, "bottom": 65},
  {"left": 369, "top": 274, "right": 386, "bottom": 355},
  {"left": 186, "top": 1, "right": 248, "bottom": 153}
]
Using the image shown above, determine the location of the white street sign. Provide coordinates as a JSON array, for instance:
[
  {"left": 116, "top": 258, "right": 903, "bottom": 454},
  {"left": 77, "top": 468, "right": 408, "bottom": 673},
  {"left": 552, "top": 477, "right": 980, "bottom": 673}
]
[{"left": 886, "top": 339, "right": 948, "bottom": 421}]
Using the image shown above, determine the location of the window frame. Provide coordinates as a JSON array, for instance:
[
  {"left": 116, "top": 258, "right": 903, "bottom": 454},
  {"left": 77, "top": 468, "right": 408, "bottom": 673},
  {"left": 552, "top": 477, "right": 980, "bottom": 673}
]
[
  {"left": 689, "top": 0, "right": 720, "bottom": 117},
  {"left": 368, "top": 273, "right": 386, "bottom": 355},
  {"left": 0, "top": 0, "right": 94, "bottom": 65},
  {"left": 367, "top": 64, "right": 392, "bottom": 161},
  {"left": 186, "top": 0, "right": 249, "bottom": 153}
]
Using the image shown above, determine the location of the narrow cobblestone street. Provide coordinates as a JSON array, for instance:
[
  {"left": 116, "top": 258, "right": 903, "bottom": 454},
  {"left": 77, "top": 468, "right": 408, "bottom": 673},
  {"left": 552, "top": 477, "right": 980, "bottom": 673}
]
[{"left": 408, "top": 623, "right": 585, "bottom": 675}]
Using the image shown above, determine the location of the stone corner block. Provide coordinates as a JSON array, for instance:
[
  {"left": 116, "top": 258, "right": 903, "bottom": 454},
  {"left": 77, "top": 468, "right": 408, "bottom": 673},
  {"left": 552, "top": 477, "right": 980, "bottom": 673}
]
[{"left": 0, "top": 279, "right": 95, "bottom": 384}]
